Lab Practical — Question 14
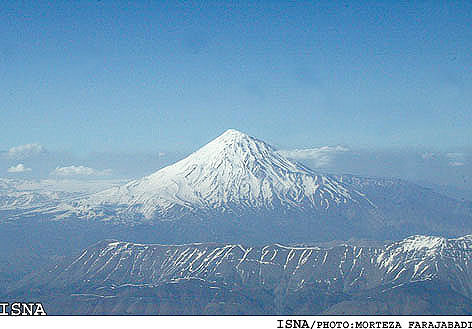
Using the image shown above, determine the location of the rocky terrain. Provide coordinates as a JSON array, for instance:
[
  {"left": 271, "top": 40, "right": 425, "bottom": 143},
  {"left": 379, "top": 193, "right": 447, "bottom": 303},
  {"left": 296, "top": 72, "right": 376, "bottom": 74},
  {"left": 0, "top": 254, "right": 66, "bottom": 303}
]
[{"left": 6, "top": 234, "right": 472, "bottom": 315}]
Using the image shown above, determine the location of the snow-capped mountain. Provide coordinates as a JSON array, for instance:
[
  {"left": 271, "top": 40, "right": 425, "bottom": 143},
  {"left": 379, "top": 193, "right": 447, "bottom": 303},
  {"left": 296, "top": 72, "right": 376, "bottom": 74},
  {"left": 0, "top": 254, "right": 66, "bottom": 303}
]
[
  {"left": 0, "top": 178, "right": 81, "bottom": 211},
  {"left": 4, "top": 130, "right": 472, "bottom": 314},
  {"left": 46, "top": 129, "right": 375, "bottom": 221},
  {"left": 35, "top": 234, "right": 472, "bottom": 297},
  {"left": 11, "top": 129, "right": 471, "bottom": 243},
  {"left": 0, "top": 178, "right": 127, "bottom": 212},
  {"left": 11, "top": 234, "right": 472, "bottom": 315}
]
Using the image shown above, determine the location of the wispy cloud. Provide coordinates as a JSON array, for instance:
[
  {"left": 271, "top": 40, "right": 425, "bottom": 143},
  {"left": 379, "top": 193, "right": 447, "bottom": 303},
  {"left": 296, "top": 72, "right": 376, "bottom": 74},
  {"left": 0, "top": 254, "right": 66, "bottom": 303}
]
[
  {"left": 51, "top": 165, "right": 112, "bottom": 178},
  {"left": 278, "top": 146, "right": 349, "bottom": 168},
  {"left": 7, "top": 143, "right": 45, "bottom": 159},
  {"left": 26, "top": 179, "right": 128, "bottom": 194},
  {"left": 421, "top": 152, "right": 436, "bottom": 160},
  {"left": 446, "top": 152, "right": 466, "bottom": 167},
  {"left": 7, "top": 163, "right": 32, "bottom": 173}
]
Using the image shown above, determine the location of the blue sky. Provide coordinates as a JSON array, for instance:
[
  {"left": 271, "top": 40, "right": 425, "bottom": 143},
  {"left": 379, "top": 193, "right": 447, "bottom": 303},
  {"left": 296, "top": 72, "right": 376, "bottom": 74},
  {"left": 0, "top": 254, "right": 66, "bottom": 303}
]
[{"left": 1, "top": 1, "right": 471, "bottom": 192}]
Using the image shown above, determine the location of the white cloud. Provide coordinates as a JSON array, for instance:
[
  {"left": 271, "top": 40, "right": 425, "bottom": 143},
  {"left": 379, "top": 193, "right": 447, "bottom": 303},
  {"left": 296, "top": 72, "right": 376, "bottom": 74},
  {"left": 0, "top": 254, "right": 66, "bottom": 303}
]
[
  {"left": 7, "top": 163, "right": 32, "bottom": 173},
  {"left": 278, "top": 146, "right": 349, "bottom": 168},
  {"left": 7, "top": 143, "right": 45, "bottom": 159},
  {"left": 51, "top": 165, "right": 112, "bottom": 177},
  {"left": 446, "top": 152, "right": 466, "bottom": 167},
  {"left": 421, "top": 152, "right": 436, "bottom": 160},
  {"left": 31, "top": 179, "right": 128, "bottom": 193},
  {"left": 449, "top": 161, "right": 465, "bottom": 167}
]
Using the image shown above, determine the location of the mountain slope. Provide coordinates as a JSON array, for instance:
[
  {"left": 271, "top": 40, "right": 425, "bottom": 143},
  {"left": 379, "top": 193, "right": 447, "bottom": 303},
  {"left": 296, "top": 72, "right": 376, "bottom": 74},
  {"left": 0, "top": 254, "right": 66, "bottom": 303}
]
[
  {"left": 9, "top": 234, "right": 472, "bottom": 315},
  {"left": 0, "top": 178, "right": 83, "bottom": 211},
  {"left": 39, "top": 129, "right": 375, "bottom": 222},
  {"left": 8, "top": 129, "right": 471, "bottom": 243},
  {"left": 335, "top": 175, "right": 472, "bottom": 237}
]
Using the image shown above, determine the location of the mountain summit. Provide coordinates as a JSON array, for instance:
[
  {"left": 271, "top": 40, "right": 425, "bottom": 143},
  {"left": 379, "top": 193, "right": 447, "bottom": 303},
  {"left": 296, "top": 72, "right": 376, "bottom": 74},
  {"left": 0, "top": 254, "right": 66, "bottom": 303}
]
[
  {"left": 10, "top": 129, "right": 472, "bottom": 243},
  {"left": 50, "top": 129, "right": 371, "bottom": 223}
]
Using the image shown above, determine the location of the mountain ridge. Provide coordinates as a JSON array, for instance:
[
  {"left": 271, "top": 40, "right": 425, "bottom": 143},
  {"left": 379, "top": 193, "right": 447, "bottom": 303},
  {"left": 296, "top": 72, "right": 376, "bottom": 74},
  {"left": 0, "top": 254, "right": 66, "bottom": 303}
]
[
  {"left": 40, "top": 129, "right": 374, "bottom": 222},
  {"left": 8, "top": 233, "right": 472, "bottom": 315},
  {"left": 5, "top": 129, "right": 472, "bottom": 243}
]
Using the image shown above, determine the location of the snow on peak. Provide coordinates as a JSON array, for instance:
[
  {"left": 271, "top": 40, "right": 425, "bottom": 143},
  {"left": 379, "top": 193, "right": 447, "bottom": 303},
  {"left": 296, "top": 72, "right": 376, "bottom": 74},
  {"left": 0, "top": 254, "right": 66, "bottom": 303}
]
[
  {"left": 174, "top": 129, "right": 311, "bottom": 177},
  {"left": 377, "top": 235, "right": 448, "bottom": 269},
  {"left": 215, "top": 128, "right": 252, "bottom": 141},
  {"left": 200, "top": 129, "right": 257, "bottom": 150},
  {"left": 55, "top": 130, "right": 371, "bottom": 221},
  {"left": 398, "top": 235, "right": 447, "bottom": 253},
  {"left": 379, "top": 235, "right": 448, "bottom": 261}
]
